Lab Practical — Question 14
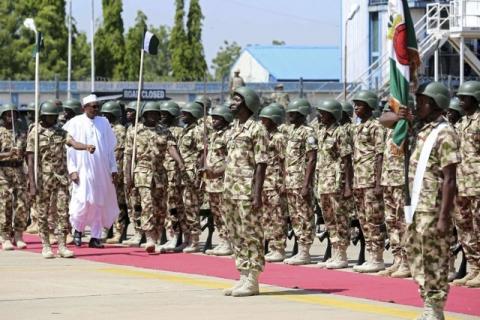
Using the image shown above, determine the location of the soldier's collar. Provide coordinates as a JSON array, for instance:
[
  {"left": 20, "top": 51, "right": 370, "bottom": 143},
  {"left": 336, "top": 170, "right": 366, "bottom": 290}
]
[{"left": 421, "top": 115, "right": 447, "bottom": 131}]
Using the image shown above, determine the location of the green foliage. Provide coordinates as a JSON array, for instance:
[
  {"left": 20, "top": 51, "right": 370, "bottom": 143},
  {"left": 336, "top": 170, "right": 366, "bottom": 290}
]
[
  {"left": 124, "top": 10, "right": 146, "bottom": 80},
  {"left": 211, "top": 41, "right": 241, "bottom": 80},
  {"left": 95, "top": 0, "right": 126, "bottom": 80},
  {"left": 169, "top": 0, "right": 189, "bottom": 81},
  {"left": 186, "top": 0, "right": 207, "bottom": 81}
]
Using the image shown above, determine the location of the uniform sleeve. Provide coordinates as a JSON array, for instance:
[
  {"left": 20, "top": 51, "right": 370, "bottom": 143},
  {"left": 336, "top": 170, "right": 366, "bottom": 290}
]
[
  {"left": 166, "top": 129, "right": 177, "bottom": 147},
  {"left": 274, "top": 133, "right": 286, "bottom": 160},
  {"left": 337, "top": 127, "right": 352, "bottom": 158},
  {"left": 305, "top": 128, "right": 318, "bottom": 153},
  {"left": 124, "top": 129, "right": 133, "bottom": 156},
  {"left": 116, "top": 126, "right": 126, "bottom": 150},
  {"left": 437, "top": 127, "right": 461, "bottom": 169},
  {"left": 195, "top": 126, "right": 205, "bottom": 152},
  {"left": 65, "top": 132, "right": 73, "bottom": 146},
  {"left": 253, "top": 124, "right": 269, "bottom": 164},
  {"left": 26, "top": 127, "right": 35, "bottom": 153},
  {"left": 373, "top": 123, "right": 386, "bottom": 155}
]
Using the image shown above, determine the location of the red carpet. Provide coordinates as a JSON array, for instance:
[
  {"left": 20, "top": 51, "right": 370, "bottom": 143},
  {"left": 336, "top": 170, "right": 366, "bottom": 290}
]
[{"left": 22, "top": 234, "right": 479, "bottom": 316}]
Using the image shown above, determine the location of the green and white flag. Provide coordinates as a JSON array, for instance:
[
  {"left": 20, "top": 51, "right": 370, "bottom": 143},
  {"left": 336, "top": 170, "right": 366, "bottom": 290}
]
[{"left": 387, "top": 0, "right": 420, "bottom": 149}]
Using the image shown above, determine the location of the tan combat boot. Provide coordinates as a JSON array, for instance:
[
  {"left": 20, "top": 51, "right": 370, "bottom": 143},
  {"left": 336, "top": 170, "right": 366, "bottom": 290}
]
[
  {"left": 419, "top": 301, "right": 445, "bottom": 320},
  {"left": 40, "top": 234, "right": 54, "bottom": 259},
  {"left": 452, "top": 268, "right": 479, "bottom": 286},
  {"left": 223, "top": 270, "right": 248, "bottom": 296},
  {"left": 466, "top": 271, "right": 480, "bottom": 288},
  {"left": 284, "top": 245, "right": 311, "bottom": 265},
  {"left": 14, "top": 231, "right": 27, "bottom": 249},
  {"left": 214, "top": 240, "right": 233, "bottom": 256},
  {"left": 232, "top": 271, "right": 260, "bottom": 297},
  {"left": 156, "top": 233, "right": 179, "bottom": 253},
  {"left": 183, "top": 234, "right": 201, "bottom": 253},
  {"left": 49, "top": 233, "right": 58, "bottom": 245},
  {"left": 123, "top": 230, "right": 143, "bottom": 247},
  {"left": 57, "top": 234, "right": 75, "bottom": 258},
  {"left": 377, "top": 255, "right": 401, "bottom": 276},
  {"left": 106, "top": 232, "right": 122, "bottom": 244},
  {"left": 358, "top": 251, "right": 385, "bottom": 273},
  {"left": 391, "top": 259, "right": 411, "bottom": 278},
  {"left": 326, "top": 246, "right": 349, "bottom": 269},
  {"left": 2, "top": 239, "right": 14, "bottom": 251},
  {"left": 265, "top": 249, "right": 286, "bottom": 263},
  {"left": 26, "top": 218, "right": 39, "bottom": 234},
  {"left": 144, "top": 231, "right": 157, "bottom": 254},
  {"left": 447, "top": 256, "right": 456, "bottom": 282}
]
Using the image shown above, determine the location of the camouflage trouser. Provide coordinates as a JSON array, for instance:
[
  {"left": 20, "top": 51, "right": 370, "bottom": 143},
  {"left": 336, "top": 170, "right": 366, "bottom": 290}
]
[
  {"left": 223, "top": 197, "right": 264, "bottom": 272},
  {"left": 353, "top": 187, "right": 385, "bottom": 254},
  {"left": 138, "top": 185, "right": 167, "bottom": 233},
  {"left": 208, "top": 192, "right": 228, "bottom": 241},
  {"left": 405, "top": 211, "right": 449, "bottom": 306},
  {"left": 286, "top": 189, "right": 315, "bottom": 246},
  {"left": 36, "top": 176, "right": 69, "bottom": 238},
  {"left": 112, "top": 178, "right": 128, "bottom": 235},
  {"left": 165, "top": 183, "right": 186, "bottom": 236},
  {"left": 454, "top": 196, "right": 480, "bottom": 270},
  {"left": 182, "top": 170, "right": 201, "bottom": 236},
  {"left": 126, "top": 188, "right": 142, "bottom": 232},
  {"left": 319, "top": 192, "right": 350, "bottom": 248},
  {"left": 0, "top": 179, "right": 28, "bottom": 237},
  {"left": 383, "top": 186, "right": 407, "bottom": 260},
  {"left": 261, "top": 189, "right": 287, "bottom": 252}
]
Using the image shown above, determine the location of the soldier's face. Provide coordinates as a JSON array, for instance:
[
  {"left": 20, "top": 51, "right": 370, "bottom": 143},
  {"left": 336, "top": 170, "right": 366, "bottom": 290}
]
[
  {"left": 212, "top": 115, "right": 227, "bottom": 130},
  {"left": 102, "top": 113, "right": 115, "bottom": 124},
  {"left": 446, "top": 109, "right": 461, "bottom": 124},
  {"left": 260, "top": 117, "right": 275, "bottom": 131},
  {"left": 181, "top": 111, "right": 195, "bottom": 125},
  {"left": 143, "top": 111, "right": 160, "bottom": 126},
  {"left": 288, "top": 111, "right": 303, "bottom": 125},
  {"left": 318, "top": 110, "right": 335, "bottom": 126},
  {"left": 415, "top": 94, "right": 434, "bottom": 121},
  {"left": 458, "top": 95, "right": 478, "bottom": 115},
  {"left": 160, "top": 111, "right": 174, "bottom": 125},
  {"left": 1, "top": 111, "right": 17, "bottom": 125},
  {"left": 126, "top": 110, "right": 136, "bottom": 122},
  {"left": 230, "top": 94, "right": 244, "bottom": 113},
  {"left": 27, "top": 111, "right": 35, "bottom": 122},
  {"left": 41, "top": 115, "right": 58, "bottom": 127},
  {"left": 354, "top": 101, "right": 370, "bottom": 119}
]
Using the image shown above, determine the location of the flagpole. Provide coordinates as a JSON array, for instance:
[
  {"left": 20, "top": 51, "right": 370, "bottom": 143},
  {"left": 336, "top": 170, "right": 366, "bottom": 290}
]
[
  {"left": 67, "top": 0, "right": 72, "bottom": 99},
  {"left": 131, "top": 48, "right": 145, "bottom": 175},
  {"left": 90, "top": 0, "right": 95, "bottom": 93},
  {"left": 202, "top": 74, "right": 208, "bottom": 167},
  {"left": 34, "top": 32, "right": 40, "bottom": 186}
]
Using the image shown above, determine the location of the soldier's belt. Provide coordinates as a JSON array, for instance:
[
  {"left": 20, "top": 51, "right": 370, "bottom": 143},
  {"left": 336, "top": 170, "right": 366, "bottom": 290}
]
[{"left": 0, "top": 160, "right": 22, "bottom": 167}]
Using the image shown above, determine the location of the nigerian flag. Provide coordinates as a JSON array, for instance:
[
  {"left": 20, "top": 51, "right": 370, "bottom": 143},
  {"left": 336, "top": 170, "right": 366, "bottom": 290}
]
[{"left": 387, "top": 0, "right": 420, "bottom": 148}]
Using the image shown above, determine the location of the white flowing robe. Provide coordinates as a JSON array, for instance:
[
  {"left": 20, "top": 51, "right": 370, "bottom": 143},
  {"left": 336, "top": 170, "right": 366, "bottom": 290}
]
[{"left": 63, "top": 114, "right": 119, "bottom": 238}]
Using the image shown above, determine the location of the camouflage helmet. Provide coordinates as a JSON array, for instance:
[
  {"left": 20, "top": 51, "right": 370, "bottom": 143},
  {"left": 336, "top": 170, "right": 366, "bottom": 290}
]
[
  {"left": 160, "top": 101, "right": 180, "bottom": 117},
  {"left": 194, "top": 95, "right": 212, "bottom": 110},
  {"left": 0, "top": 103, "right": 18, "bottom": 116},
  {"left": 101, "top": 101, "right": 122, "bottom": 119},
  {"left": 352, "top": 90, "right": 378, "bottom": 110},
  {"left": 48, "top": 98, "right": 63, "bottom": 107},
  {"left": 126, "top": 101, "right": 140, "bottom": 112},
  {"left": 316, "top": 99, "right": 343, "bottom": 122},
  {"left": 287, "top": 98, "right": 311, "bottom": 116},
  {"left": 141, "top": 101, "right": 161, "bottom": 116},
  {"left": 456, "top": 80, "right": 480, "bottom": 103},
  {"left": 341, "top": 101, "right": 354, "bottom": 117},
  {"left": 182, "top": 102, "right": 203, "bottom": 119},
  {"left": 210, "top": 105, "right": 234, "bottom": 123},
  {"left": 63, "top": 99, "right": 82, "bottom": 115},
  {"left": 26, "top": 102, "right": 36, "bottom": 112},
  {"left": 233, "top": 86, "right": 261, "bottom": 114},
  {"left": 40, "top": 101, "right": 60, "bottom": 116},
  {"left": 448, "top": 97, "right": 465, "bottom": 115},
  {"left": 259, "top": 104, "right": 284, "bottom": 125},
  {"left": 416, "top": 82, "right": 450, "bottom": 110}
]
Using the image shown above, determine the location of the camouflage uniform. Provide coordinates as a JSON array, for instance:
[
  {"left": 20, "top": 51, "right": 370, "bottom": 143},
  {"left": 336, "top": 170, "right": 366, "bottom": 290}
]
[
  {"left": 381, "top": 129, "right": 408, "bottom": 268},
  {"left": 352, "top": 118, "right": 385, "bottom": 257},
  {"left": 316, "top": 124, "right": 352, "bottom": 250},
  {"left": 0, "top": 127, "right": 28, "bottom": 239},
  {"left": 205, "top": 127, "right": 229, "bottom": 244},
  {"left": 223, "top": 117, "right": 268, "bottom": 272},
  {"left": 284, "top": 124, "right": 317, "bottom": 246},
  {"left": 270, "top": 92, "right": 290, "bottom": 110},
  {"left": 340, "top": 122, "right": 357, "bottom": 221},
  {"left": 111, "top": 122, "right": 127, "bottom": 237},
  {"left": 455, "top": 110, "right": 480, "bottom": 274},
  {"left": 124, "top": 124, "right": 142, "bottom": 234},
  {"left": 177, "top": 122, "right": 203, "bottom": 238},
  {"left": 405, "top": 118, "right": 460, "bottom": 309},
  {"left": 164, "top": 126, "right": 186, "bottom": 237},
  {"left": 26, "top": 125, "right": 70, "bottom": 240},
  {"left": 125, "top": 123, "right": 175, "bottom": 238},
  {"left": 261, "top": 130, "right": 287, "bottom": 253}
]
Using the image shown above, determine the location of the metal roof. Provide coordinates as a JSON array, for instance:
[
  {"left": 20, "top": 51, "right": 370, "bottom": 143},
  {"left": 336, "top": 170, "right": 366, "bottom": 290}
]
[{"left": 244, "top": 45, "right": 341, "bottom": 81}]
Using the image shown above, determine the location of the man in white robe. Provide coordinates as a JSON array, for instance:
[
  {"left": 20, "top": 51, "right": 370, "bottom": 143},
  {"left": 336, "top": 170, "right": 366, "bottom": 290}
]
[{"left": 63, "top": 94, "right": 119, "bottom": 248}]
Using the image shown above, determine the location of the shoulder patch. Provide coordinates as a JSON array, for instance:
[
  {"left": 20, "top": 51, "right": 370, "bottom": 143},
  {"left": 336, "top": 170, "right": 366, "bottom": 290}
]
[{"left": 307, "top": 136, "right": 317, "bottom": 145}]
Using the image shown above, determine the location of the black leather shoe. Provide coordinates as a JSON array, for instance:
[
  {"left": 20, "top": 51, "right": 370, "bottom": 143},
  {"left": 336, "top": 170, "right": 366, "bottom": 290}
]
[
  {"left": 88, "top": 238, "right": 104, "bottom": 248},
  {"left": 74, "top": 230, "right": 82, "bottom": 247}
]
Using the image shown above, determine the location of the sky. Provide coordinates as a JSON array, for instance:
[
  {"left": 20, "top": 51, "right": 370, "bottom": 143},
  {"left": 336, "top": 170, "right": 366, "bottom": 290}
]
[{"left": 72, "top": 0, "right": 341, "bottom": 69}]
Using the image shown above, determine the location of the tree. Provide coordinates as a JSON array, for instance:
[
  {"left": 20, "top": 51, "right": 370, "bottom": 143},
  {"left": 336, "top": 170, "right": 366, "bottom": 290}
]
[
  {"left": 186, "top": 0, "right": 207, "bottom": 81},
  {"left": 71, "top": 23, "right": 91, "bottom": 81},
  {"left": 94, "top": 0, "right": 126, "bottom": 80},
  {"left": 169, "top": 0, "right": 189, "bottom": 81},
  {"left": 0, "top": 0, "right": 22, "bottom": 80},
  {"left": 211, "top": 41, "right": 241, "bottom": 80},
  {"left": 143, "top": 25, "right": 172, "bottom": 81},
  {"left": 124, "top": 10, "right": 147, "bottom": 81}
]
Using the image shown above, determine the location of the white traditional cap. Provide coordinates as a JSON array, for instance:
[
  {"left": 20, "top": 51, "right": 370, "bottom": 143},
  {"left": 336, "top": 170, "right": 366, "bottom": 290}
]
[{"left": 82, "top": 94, "right": 98, "bottom": 106}]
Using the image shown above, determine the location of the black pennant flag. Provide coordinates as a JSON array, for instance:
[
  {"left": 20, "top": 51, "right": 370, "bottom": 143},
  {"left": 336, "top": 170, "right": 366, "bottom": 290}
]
[{"left": 143, "top": 30, "right": 159, "bottom": 55}]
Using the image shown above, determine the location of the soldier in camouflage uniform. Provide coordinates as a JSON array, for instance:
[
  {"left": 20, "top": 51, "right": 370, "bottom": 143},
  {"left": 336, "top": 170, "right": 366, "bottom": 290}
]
[
  {"left": 178, "top": 102, "right": 204, "bottom": 253},
  {"left": 258, "top": 103, "right": 287, "bottom": 262},
  {"left": 26, "top": 101, "right": 94, "bottom": 258},
  {"left": 229, "top": 69, "right": 245, "bottom": 95},
  {"left": 123, "top": 101, "right": 143, "bottom": 246},
  {"left": 0, "top": 104, "right": 28, "bottom": 251},
  {"left": 270, "top": 83, "right": 290, "bottom": 111},
  {"left": 101, "top": 101, "right": 128, "bottom": 244},
  {"left": 315, "top": 99, "right": 353, "bottom": 269},
  {"left": 61, "top": 99, "right": 83, "bottom": 126},
  {"left": 351, "top": 90, "right": 386, "bottom": 273},
  {"left": 157, "top": 101, "right": 187, "bottom": 253},
  {"left": 203, "top": 105, "right": 233, "bottom": 256},
  {"left": 446, "top": 97, "right": 464, "bottom": 127},
  {"left": 404, "top": 82, "right": 459, "bottom": 320},
  {"left": 451, "top": 81, "right": 480, "bottom": 288},
  {"left": 378, "top": 103, "right": 410, "bottom": 278},
  {"left": 283, "top": 98, "right": 317, "bottom": 266},
  {"left": 125, "top": 101, "right": 185, "bottom": 253},
  {"left": 222, "top": 86, "right": 268, "bottom": 297}
]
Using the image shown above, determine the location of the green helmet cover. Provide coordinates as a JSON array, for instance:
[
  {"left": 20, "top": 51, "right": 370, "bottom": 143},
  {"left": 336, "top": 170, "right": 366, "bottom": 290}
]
[
  {"left": 457, "top": 80, "right": 480, "bottom": 103},
  {"left": 160, "top": 101, "right": 180, "bottom": 117},
  {"left": 126, "top": 101, "right": 140, "bottom": 112},
  {"left": 141, "top": 101, "right": 161, "bottom": 116},
  {"left": 40, "top": 101, "right": 60, "bottom": 116},
  {"left": 259, "top": 104, "right": 284, "bottom": 125},
  {"left": 448, "top": 97, "right": 465, "bottom": 115},
  {"left": 416, "top": 82, "right": 450, "bottom": 110},
  {"left": 316, "top": 99, "right": 343, "bottom": 122},
  {"left": 233, "top": 86, "right": 261, "bottom": 114},
  {"left": 210, "top": 105, "right": 234, "bottom": 123},
  {"left": 352, "top": 90, "right": 378, "bottom": 110},
  {"left": 182, "top": 102, "right": 203, "bottom": 119},
  {"left": 26, "top": 102, "right": 36, "bottom": 112},
  {"left": 101, "top": 101, "right": 122, "bottom": 119},
  {"left": 341, "top": 101, "right": 354, "bottom": 117},
  {"left": 0, "top": 103, "right": 18, "bottom": 116},
  {"left": 63, "top": 99, "right": 82, "bottom": 115},
  {"left": 287, "top": 98, "right": 311, "bottom": 116},
  {"left": 194, "top": 95, "right": 212, "bottom": 110}
]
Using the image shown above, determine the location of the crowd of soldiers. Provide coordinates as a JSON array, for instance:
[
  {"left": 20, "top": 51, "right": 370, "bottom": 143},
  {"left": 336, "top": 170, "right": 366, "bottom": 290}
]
[{"left": 0, "top": 80, "right": 479, "bottom": 310}]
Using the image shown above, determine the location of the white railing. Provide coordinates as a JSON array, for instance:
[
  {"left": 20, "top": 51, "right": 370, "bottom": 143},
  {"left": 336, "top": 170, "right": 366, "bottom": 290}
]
[{"left": 450, "top": 0, "right": 480, "bottom": 32}]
